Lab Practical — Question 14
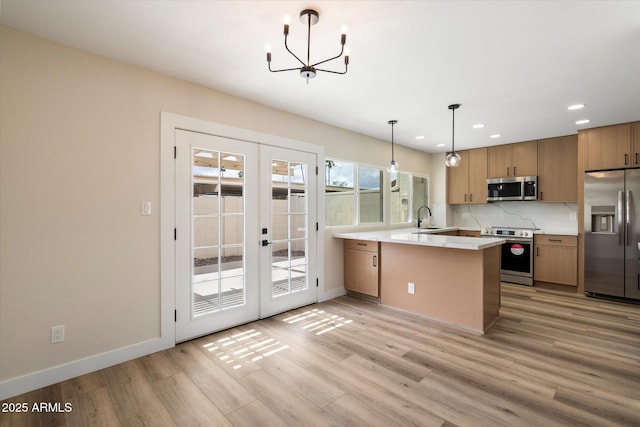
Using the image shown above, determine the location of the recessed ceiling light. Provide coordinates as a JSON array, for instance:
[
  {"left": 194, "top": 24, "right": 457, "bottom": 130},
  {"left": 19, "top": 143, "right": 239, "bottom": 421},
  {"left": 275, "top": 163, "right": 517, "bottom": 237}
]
[
  {"left": 436, "top": 143, "right": 446, "bottom": 147},
  {"left": 415, "top": 136, "right": 425, "bottom": 140},
  {"left": 576, "top": 119, "right": 590, "bottom": 125},
  {"left": 472, "top": 123, "right": 485, "bottom": 129},
  {"left": 568, "top": 104, "right": 585, "bottom": 110},
  {"left": 490, "top": 134, "right": 501, "bottom": 139}
]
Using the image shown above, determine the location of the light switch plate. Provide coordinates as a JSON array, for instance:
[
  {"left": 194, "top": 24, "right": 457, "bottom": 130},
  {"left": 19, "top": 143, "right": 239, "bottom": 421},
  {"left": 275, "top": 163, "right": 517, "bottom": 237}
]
[{"left": 141, "top": 201, "right": 152, "bottom": 216}]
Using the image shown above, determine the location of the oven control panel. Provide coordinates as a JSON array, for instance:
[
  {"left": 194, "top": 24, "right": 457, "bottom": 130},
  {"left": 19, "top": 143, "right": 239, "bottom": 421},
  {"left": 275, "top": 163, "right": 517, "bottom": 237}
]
[{"left": 481, "top": 227, "right": 534, "bottom": 238}]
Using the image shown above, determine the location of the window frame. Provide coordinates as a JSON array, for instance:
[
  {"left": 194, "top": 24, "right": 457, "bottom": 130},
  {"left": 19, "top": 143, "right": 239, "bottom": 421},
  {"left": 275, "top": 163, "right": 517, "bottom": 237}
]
[{"left": 324, "top": 156, "right": 429, "bottom": 229}]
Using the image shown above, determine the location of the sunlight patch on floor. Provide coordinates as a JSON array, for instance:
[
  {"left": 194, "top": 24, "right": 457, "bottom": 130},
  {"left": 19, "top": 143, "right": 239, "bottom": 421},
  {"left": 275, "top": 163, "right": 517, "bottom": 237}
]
[
  {"left": 201, "top": 328, "right": 288, "bottom": 369},
  {"left": 282, "top": 308, "right": 353, "bottom": 335}
]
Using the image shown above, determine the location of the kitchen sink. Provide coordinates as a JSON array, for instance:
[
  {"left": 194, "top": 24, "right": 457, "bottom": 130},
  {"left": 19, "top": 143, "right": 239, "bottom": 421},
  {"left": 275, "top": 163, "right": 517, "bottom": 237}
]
[{"left": 412, "top": 227, "right": 443, "bottom": 234}]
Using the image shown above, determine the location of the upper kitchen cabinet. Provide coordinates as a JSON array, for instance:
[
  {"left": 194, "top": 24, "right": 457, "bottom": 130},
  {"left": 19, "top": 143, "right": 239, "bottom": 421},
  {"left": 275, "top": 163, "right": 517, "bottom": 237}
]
[
  {"left": 538, "top": 135, "right": 578, "bottom": 202},
  {"left": 447, "top": 148, "right": 488, "bottom": 204},
  {"left": 633, "top": 122, "right": 640, "bottom": 167},
  {"left": 584, "top": 123, "right": 633, "bottom": 171},
  {"left": 488, "top": 140, "right": 538, "bottom": 178}
]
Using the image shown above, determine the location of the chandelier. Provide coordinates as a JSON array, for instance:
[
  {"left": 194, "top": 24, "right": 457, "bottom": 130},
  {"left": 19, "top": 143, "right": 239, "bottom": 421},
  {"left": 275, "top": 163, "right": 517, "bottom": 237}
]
[{"left": 266, "top": 9, "right": 349, "bottom": 82}]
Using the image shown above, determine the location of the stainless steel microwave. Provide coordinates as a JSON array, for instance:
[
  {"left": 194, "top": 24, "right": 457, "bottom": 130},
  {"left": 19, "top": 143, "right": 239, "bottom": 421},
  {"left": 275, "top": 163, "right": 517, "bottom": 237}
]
[{"left": 487, "top": 176, "right": 537, "bottom": 201}]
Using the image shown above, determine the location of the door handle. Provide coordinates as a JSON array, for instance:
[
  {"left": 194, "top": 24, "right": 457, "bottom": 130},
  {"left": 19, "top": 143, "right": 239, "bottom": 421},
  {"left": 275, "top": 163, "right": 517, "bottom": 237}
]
[
  {"left": 261, "top": 240, "right": 272, "bottom": 247},
  {"left": 536, "top": 247, "right": 540, "bottom": 256},
  {"left": 624, "top": 154, "right": 629, "bottom": 166},
  {"left": 506, "top": 167, "right": 510, "bottom": 176},
  {"left": 373, "top": 255, "right": 377, "bottom": 267},
  {"left": 617, "top": 191, "right": 624, "bottom": 246},
  {"left": 626, "top": 191, "right": 631, "bottom": 246},
  {"left": 513, "top": 166, "right": 517, "bottom": 176},
  {"left": 469, "top": 193, "right": 473, "bottom": 202}
]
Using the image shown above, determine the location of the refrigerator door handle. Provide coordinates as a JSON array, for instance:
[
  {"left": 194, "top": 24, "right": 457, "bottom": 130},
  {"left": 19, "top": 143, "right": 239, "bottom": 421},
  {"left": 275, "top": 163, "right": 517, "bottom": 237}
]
[
  {"left": 626, "top": 190, "right": 632, "bottom": 246},
  {"left": 617, "top": 191, "right": 624, "bottom": 246}
]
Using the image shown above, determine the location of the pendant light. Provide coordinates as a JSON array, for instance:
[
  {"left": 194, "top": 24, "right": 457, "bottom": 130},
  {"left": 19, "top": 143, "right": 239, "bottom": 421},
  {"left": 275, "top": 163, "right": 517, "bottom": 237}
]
[
  {"left": 445, "top": 104, "right": 461, "bottom": 168},
  {"left": 387, "top": 120, "right": 399, "bottom": 173}
]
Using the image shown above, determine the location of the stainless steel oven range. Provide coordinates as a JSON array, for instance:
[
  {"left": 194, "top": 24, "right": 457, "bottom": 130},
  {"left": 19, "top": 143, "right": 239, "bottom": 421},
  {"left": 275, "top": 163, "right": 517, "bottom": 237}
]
[{"left": 481, "top": 227, "right": 535, "bottom": 286}]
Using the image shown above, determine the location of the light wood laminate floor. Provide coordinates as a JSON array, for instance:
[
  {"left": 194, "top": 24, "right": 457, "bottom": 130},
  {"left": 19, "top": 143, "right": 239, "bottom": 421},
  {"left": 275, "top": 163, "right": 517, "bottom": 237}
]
[{"left": 2, "top": 283, "right": 639, "bottom": 426}]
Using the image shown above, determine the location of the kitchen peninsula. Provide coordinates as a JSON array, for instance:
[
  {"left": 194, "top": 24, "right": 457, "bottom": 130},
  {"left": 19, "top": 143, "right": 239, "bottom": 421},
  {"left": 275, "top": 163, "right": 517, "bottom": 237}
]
[{"left": 335, "top": 229, "right": 505, "bottom": 333}]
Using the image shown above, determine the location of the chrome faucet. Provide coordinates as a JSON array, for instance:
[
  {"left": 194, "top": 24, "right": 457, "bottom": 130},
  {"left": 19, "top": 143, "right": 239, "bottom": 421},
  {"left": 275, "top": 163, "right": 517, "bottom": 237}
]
[{"left": 417, "top": 205, "right": 432, "bottom": 228}]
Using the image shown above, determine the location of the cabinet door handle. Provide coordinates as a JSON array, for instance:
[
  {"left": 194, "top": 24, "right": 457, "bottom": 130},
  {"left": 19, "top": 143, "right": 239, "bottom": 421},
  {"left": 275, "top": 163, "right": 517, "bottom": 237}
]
[
  {"left": 549, "top": 238, "right": 562, "bottom": 242},
  {"left": 469, "top": 193, "right": 473, "bottom": 202},
  {"left": 356, "top": 242, "right": 367, "bottom": 246},
  {"left": 536, "top": 247, "right": 540, "bottom": 256},
  {"left": 373, "top": 255, "right": 377, "bottom": 267},
  {"left": 464, "top": 194, "right": 467, "bottom": 202},
  {"left": 506, "top": 167, "right": 510, "bottom": 176},
  {"left": 636, "top": 153, "right": 639, "bottom": 165},
  {"left": 624, "top": 154, "right": 629, "bottom": 165},
  {"left": 513, "top": 166, "right": 517, "bottom": 176},
  {"left": 540, "top": 191, "right": 543, "bottom": 201}
]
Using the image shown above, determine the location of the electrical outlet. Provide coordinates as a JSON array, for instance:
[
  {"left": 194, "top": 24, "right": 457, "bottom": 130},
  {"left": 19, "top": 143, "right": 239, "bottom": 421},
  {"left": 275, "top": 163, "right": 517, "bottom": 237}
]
[
  {"left": 51, "top": 325, "right": 65, "bottom": 344},
  {"left": 408, "top": 282, "right": 415, "bottom": 295}
]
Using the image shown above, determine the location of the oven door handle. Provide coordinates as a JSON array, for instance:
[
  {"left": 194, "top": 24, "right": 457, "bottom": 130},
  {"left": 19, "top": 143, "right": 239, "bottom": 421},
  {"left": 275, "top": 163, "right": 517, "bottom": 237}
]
[{"left": 504, "top": 238, "right": 533, "bottom": 243}]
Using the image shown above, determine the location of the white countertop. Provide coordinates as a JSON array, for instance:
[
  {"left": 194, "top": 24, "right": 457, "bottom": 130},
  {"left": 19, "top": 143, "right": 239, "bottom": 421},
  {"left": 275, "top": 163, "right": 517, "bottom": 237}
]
[{"left": 334, "top": 228, "right": 506, "bottom": 250}]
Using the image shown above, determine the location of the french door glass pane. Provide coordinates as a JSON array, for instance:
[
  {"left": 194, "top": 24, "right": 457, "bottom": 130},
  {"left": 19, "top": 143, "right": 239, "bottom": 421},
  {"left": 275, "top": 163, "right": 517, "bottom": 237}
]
[
  {"left": 271, "top": 159, "right": 308, "bottom": 297},
  {"left": 192, "top": 148, "right": 246, "bottom": 317}
]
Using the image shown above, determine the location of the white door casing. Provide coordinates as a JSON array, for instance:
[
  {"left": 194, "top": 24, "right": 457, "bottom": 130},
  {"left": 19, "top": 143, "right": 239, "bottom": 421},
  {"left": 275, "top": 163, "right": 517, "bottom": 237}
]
[{"left": 166, "top": 115, "right": 323, "bottom": 343}]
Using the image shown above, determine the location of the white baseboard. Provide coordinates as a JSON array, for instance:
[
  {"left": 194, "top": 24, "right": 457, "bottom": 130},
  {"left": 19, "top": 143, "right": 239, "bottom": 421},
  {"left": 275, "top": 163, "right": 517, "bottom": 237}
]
[
  {"left": 319, "top": 287, "right": 346, "bottom": 303},
  {"left": 0, "top": 337, "right": 173, "bottom": 400}
]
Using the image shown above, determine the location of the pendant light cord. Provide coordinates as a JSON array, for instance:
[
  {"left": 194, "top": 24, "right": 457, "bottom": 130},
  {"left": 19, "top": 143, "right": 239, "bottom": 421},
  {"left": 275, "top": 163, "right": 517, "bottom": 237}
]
[
  {"left": 451, "top": 107, "right": 455, "bottom": 153},
  {"left": 391, "top": 122, "right": 395, "bottom": 161}
]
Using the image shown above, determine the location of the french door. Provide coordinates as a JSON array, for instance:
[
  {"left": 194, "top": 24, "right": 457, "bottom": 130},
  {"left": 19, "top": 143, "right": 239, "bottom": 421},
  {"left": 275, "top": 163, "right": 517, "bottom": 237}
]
[
  {"left": 175, "top": 130, "right": 317, "bottom": 342},
  {"left": 259, "top": 145, "right": 317, "bottom": 317}
]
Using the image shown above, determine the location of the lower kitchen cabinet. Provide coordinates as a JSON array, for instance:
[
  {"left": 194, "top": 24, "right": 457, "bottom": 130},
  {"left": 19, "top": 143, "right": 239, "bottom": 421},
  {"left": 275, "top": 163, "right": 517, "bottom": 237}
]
[
  {"left": 344, "top": 239, "right": 380, "bottom": 297},
  {"left": 534, "top": 235, "right": 577, "bottom": 286}
]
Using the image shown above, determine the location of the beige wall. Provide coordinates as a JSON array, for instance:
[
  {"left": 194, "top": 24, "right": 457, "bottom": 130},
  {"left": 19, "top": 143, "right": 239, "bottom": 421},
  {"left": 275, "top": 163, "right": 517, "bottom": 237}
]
[{"left": 0, "top": 26, "right": 432, "bottom": 384}]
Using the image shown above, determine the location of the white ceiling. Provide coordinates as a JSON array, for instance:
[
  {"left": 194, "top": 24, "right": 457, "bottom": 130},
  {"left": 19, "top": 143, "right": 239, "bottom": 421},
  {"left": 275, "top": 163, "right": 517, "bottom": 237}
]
[{"left": 1, "top": 0, "right": 639, "bottom": 153}]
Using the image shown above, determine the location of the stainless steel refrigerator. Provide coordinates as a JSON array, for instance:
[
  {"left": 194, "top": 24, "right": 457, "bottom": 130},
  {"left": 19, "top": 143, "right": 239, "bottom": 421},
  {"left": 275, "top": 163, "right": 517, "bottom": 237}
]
[{"left": 584, "top": 169, "right": 640, "bottom": 301}]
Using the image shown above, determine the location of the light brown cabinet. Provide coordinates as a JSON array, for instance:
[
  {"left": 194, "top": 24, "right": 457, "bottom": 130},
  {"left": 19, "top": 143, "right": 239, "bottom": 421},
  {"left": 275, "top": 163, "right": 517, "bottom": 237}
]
[
  {"left": 344, "top": 239, "right": 379, "bottom": 297},
  {"left": 534, "top": 235, "right": 577, "bottom": 286},
  {"left": 584, "top": 123, "right": 633, "bottom": 171},
  {"left": 538, "top": 135, "right": 578, "bottom": 202},
  {"left": 447, "top": 148, "right": 488, "bottom": 204},
  {"left": 632, "top": 122, "right": 640, "bottom": 167},
  {"left": 488, "top": 140, "right": 538, "bottom": 178}
]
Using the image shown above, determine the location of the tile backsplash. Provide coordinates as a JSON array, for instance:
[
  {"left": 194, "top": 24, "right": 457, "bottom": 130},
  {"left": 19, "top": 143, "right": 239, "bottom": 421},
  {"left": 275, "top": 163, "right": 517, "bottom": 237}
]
[{"left": 452, "top": 202, "right": 578, "bottom": 234}]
